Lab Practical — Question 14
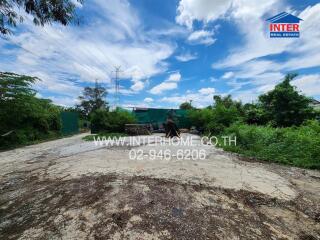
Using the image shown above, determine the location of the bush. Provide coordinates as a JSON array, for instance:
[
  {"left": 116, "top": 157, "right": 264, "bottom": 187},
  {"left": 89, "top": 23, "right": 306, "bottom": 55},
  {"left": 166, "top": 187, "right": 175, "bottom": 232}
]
[
  {"left": 259, "top": 74, "right": 315, "bottom": 127},
  {"left": 90, "top": 109, "right": 136, "bottom": 133},
  {"left": 188, "top": 108, "right": 214, "bottom": 132},
  {"left": 0, "top": 97, "right": 62, "bottom": 150},
  {"left": 0, "top": 72, "right": 62, "bottom": 150},
  {"left": 221, "top": 120, "right": 320, "bottom": 169},
  {"left": 188, "top": 95, "right": 243, "bottom": 134}
]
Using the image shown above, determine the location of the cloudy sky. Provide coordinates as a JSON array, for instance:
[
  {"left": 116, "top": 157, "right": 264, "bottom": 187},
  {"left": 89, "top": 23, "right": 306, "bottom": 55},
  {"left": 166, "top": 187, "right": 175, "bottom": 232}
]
[{"left": 1, "top": 0, "right": 320, "bottom": 108}]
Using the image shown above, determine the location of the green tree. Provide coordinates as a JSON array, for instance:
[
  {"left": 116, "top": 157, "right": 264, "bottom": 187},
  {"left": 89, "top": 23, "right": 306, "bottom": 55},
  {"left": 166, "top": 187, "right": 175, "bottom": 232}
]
[
  {"left": 243, "top": 103, "right": 266, "bottom": 125},
  {"left": 259, "top": 73, "right": 314, "bottom": 127},
  {"left": 76, "top": 81, "right": 108, "bottom": 118},
  {"left": 0, "top": 72, "right": 61, "bottom": 149},
  {"left": 0, "top": 0, "right": 82, "bottom": 34},
  {"left": 213, "top": 95, "right": 243, "bottom": 112},
  {"left": 179, "top": 101, "right": 194, "bottom": 110},
  {"left": 188, "top": 95, "right": 244, "bottom": 134},
  {"left": 0, "top": 72, "right": 37, "bottom": 99},
  {"left": 90, "top": 109, "right": 136, "bottom": 133}
]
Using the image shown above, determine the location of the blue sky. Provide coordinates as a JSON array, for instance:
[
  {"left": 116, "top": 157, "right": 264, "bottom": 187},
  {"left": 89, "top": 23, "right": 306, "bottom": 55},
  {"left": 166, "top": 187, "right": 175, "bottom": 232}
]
[{"left": 1, "top": 0, "right": 320, "bottom": 108}]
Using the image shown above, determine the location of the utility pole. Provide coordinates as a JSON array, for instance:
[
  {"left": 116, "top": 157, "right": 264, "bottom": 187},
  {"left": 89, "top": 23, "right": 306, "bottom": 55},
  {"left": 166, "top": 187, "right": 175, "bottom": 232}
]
[{"left": 112, "top": 66, "right": 122, "bottom": 110}]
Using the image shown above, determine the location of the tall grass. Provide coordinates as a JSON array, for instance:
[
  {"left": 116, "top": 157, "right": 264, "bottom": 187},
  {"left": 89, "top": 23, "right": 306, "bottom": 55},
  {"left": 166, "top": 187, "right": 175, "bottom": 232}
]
[{"left": 221, "top": 120, "right": 320, "bottom": 169}]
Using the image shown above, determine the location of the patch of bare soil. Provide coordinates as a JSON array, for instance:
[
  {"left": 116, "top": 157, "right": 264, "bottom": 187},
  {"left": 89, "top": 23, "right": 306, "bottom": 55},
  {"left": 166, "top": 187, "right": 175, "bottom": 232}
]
[{"left": 0, "top": 172, "right": 319, "bottom": 240}]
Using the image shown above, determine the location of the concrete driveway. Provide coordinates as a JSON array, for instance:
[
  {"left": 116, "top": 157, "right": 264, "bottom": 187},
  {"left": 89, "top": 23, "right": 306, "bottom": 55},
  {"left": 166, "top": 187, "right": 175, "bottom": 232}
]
[{"left": 0, "top": 133, "right": 319, "bottom": 239}]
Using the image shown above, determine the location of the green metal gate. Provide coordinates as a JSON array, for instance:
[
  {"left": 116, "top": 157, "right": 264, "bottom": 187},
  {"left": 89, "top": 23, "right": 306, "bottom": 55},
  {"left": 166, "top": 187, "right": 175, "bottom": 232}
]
[
  {"left": 133, "top": 108, "right": 191, "bottom": 129},
  {"left": 60, "top": 112, "right": 79, "bottom": 135}
]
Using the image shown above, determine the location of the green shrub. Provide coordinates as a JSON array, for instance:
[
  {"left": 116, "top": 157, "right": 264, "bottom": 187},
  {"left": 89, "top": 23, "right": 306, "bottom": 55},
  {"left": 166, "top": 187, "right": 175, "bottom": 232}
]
[
  {"left": 0, "top": 72, "right": 62, "bottom": 149},
  {"left": 188, "top": 95, "right": 243, "bottom": 134},
  {"left": 188, "top": 108, "right": 214, "bottom": 131},
  {"left": 221, "top": 120, "right": 320, "bottom": 169},
  {"left": 0, "top": 98, "right": 62, "bottom": 150},
  {"left": 90, "top": 109, "right": 136, "bottom": 133},
  {"left": 258, "top": 74, "right": 315, "bottom": 127}
]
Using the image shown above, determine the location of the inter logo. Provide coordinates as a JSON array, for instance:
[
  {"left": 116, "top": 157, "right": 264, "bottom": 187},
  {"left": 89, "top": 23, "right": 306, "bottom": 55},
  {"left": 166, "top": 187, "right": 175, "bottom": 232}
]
[{"left": 266, "top": 12, "right": 302, "bottom": 38}]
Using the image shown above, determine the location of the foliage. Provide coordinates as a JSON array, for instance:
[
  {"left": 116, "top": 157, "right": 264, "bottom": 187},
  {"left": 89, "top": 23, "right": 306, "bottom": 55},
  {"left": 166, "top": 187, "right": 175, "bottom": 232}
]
[
  {"left": 186, "top": 74, "right": 320, "bottom": 169},
  {"left": 0, "top": 72, "right": 61, "bottom": 149},
  {"left": 82, "top": 132, "right": 127, "bottom": 141},
  {"left": 259, "top": 73, "right": 314, "bottom": 127},
  {"left": 76, "top": 81, "right": 108, "bottom": 118},
  {"left": 179, "top": 101, "right": 194, "bottom": 110},
  {"left": 0, "top": 0, "right": 82, "bottom": 34},
  {"left": 221, "top": 121, "right": 320, "bottom": 169},
  {"left": 188, "top": 108, "right": 213, "bottom": 132},
  {"left": 188, "top": 95, "right": 243, "bottom": 134},
  {"left": 90, "top": 109, "right": 136, "bottom": 133},
  {"left": 242, "top": 103, "right": 267, "bottom": 125}
]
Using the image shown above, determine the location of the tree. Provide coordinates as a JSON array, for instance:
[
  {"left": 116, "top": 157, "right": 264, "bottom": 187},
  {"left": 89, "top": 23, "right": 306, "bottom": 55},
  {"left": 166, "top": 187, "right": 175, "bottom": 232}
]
[
  {"left": 0, "top": 72, "right": 61, "bottom": 148},
  {"left": 76, "top": 81, "right": 108, "bottom": 118},
  {"left": 0, "top": 72, "right": 37, "bottom": 133},
  {"left": 188, "top": 95, "right": 244, "bottom": 134},
  {"left": 0, "top": 0, "right": 82, "bottom": 34},
  {"left": 213, "top": 95, "right": 243, "bottom": 112},
  {"left": 179, "top": 101, "right": 193, "bottom": 110},
  {"left": 259, "top": 73, "right": 314, "bottom": 127},
  {"left": 90, "top": 109, "right": 136, "bottom": 133},
  {"left": 0, "top": 72, "right": 37, "bottom": 99},
  {"left": 243, "top": 103, "right": 267, "bottom": 125}
]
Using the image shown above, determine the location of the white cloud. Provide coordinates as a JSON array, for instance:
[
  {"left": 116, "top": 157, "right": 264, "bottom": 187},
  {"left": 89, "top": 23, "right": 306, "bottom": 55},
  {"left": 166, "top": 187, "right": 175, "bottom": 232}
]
[
  {"left": 131, "top": 81, "right": 145, "bottom": 92},
  {"left": 212, "top": 3, "right": 320, "bottom": 72},
  {"left": 176, "top": 0, "right": 232, "bottom": 29},
  {"left": 222, "top": 72, "right": 234, "bottom": 79},
  {"left": 187, "top": 30, "right": 216, "bottom": 45},
  {"left": 144, "top": 97, "right": 154, "bottom": 103},
  {"left": 1, "top": 0, "right": 175, "bottom": 106},
  {"left": 175, "top": 52, "right": 197, "bottom": 62},
  {"left": 179, "top": 1, "right": 320, "bottom": 101},
  {"left": 161, "top": 87, "right": 215, "bottom": 108},
  {"left": 168, "top": 72, "right": 181, "bottom": 82},
  {"left": 149, "top": 72, "right": 181, "bottom": 94},
  {"left": 48, "top": 96, "right": 80, "bottom": 107},
  {"left": 150, "top": 82, "right": 178, "bottom": 95},
  {"left": 292, "top": 74, "right": 320, "bottom": 96},
  {"left": 210, "top": 77, "right": 218, "bottom": 82},
  {"left": 232, "top": 90, "right": 259, "bottom": 103},
  {"left": 198, "top": 87, "right": 215, "bottom": 95}
]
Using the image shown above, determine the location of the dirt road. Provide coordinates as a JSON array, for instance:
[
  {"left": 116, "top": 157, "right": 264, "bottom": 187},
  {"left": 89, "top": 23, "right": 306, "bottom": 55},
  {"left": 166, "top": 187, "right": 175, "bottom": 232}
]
[{"left": 0, "top": 133, "right": 319, "bottom": 239}]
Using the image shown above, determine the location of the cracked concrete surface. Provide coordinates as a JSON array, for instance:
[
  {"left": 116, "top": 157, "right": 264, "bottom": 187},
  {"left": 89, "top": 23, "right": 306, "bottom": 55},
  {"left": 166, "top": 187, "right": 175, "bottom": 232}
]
[{"left": 0, "top": 133, "right": 319, "bottom": 239}]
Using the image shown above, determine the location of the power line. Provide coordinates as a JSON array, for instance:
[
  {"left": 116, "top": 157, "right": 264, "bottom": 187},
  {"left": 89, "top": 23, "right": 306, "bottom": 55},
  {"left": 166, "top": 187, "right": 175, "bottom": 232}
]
[{"left": 1, "top": 36, "right": 116, "bottom": 77}]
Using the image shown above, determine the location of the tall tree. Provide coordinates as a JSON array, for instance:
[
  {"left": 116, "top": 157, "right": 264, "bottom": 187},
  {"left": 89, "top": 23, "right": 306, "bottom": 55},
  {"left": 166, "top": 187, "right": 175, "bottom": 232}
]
[
  {"left": 259, "top": 73, "right": 314, "bottom": 127},
  {"left": 0, "top": 72, "right": 61, "bottom": 148},
  {"left": 76, "top": 81, "right": 108, "bottom": 117},
  {"left": 0, "top": 72, "right": 37, "bottom": 100},
  {"left": 179, "top": 101, "right": 193, "bottom": 110},
  {"left": 0, "top": 0, "right": 82, "bottom": 34}
]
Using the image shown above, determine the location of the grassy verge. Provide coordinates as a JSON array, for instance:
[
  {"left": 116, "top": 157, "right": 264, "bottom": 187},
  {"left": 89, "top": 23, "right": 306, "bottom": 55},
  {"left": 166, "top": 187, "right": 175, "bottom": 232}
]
[
  {"left": 82, "top": 132, "right": 128, "bottom": 141},
  {"left": 0, "top": 131, "right": 63, "bottom": 151},
  {"left": 218, "top": 120, "right": 320, "bottom": 170}
]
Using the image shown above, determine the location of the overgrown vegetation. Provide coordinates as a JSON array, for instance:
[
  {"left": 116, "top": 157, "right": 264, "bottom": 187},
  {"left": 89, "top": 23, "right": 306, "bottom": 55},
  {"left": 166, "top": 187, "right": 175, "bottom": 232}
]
[
  {"left": 0, "top": 72, "right": 62, "bottom": 149},
  {"left": 222, "top": 121, "right": 320, "bottom": 169},
  {"left": 75, "top": 82, "right": 136, "bottom": 134},
  {"left": 179, "top": 101, "right": 194, "bottom": 110},
  {"left": 0, "top": 72, "right": 136, "bottom": 149},
  {"left": 76, "top": 81, "right": 108, "bottom": 118},
  {"left": 188, "top": 74, "right": 320, "bottom": 169},
  {"left": 188, "top": 95, "right": 243, "bottom": 134},
  {"left": 90, "top": 108, "right": 136, "bottom": 133}
]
